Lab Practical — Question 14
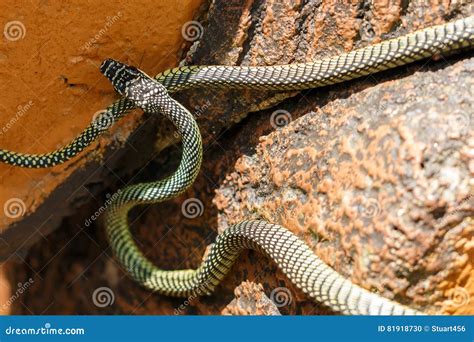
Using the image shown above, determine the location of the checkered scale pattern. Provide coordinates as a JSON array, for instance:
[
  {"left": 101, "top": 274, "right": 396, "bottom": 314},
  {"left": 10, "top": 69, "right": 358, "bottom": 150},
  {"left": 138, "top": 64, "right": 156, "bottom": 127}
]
[
  {"left": 100, "top": 60, "right": 423, "bottom": 315},
  {"left": 0, "top": 99, "right": 134, "bottom": 168},
  {"left": 1, "top": 16, "right": 472, "bottom": 168},
  {"left": 157, "top": 16, "right": 473, "bottom": 91}
]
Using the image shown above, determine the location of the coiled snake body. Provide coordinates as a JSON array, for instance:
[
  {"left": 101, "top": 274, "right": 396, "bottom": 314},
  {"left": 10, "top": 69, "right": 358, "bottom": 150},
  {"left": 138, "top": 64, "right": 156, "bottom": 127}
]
[
  {"left": 100, "top": 59, "right": 421, "bottom": 315},
  {"left": 3, "top": 16, "right": 474, "bottom": 314}
]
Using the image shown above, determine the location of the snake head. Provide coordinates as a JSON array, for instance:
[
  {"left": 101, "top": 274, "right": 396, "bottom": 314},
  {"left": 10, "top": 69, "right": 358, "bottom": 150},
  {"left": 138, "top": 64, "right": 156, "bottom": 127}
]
[
  {"left": 100, "top": 59, "right": 144, "bottom": 96},
  {"left": 100, "top": 59, "right": 167, "bottom": 109}
]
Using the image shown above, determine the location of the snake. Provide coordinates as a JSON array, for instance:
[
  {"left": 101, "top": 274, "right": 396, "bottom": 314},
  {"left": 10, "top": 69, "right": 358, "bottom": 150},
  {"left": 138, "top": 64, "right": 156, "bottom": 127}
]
[
  {"left": 0, "top": 16, "right": 472, "bottom": 168},
  {"left": 100, "top": 58, "right": 423, "bottom": 315},
  {"left": 2, "top": 16, "right": 473, "bottom": 314}
]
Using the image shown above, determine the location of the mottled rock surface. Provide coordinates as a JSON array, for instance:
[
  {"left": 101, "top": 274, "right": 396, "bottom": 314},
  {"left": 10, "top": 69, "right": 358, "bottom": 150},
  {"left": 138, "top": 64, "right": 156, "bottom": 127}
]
[
  {"left": 214, "top": 57, "right": 474, "bottom": 314},
  {"left": 1, "top": 0, "right": 472, "bottom": 315},
  {"left": 221, "top": 281, "right": 281, "bottom": 315}
]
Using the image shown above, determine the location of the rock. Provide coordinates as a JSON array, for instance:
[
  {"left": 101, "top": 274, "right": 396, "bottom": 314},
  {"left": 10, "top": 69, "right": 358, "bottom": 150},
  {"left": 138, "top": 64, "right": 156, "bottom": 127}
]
[
  {"left": 222, "top": 281, "right": 281, "bottom": 315},
  {"left": 1, "top": 1, "right": 472, "bottom": 315},
  {"left": 214, "top": 56, "right": 474, "bottom": 314}
]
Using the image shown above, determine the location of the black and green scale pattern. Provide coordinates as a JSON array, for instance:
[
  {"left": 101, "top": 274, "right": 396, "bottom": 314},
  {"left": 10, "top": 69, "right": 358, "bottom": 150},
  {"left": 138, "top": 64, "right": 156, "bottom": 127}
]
[
  {"left": 1, "top": 16, "right": 473, "bottom": 315},
  {"left": 101, "top": 59, "right": 422, "bottom": 314},
  {"left": 1, "top": 16, "right": 472, "bottom": 168}
]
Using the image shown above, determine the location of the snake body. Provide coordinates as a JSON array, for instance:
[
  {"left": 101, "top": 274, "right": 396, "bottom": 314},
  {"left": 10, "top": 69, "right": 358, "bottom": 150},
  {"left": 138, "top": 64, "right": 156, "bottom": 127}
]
[
  {"left": 100, "top": 59, "right": 421, "bottom": 315},
  {"left": 2, "top": 16, "right": 474, "bottom": 314},
  {"left": 1, "top": 16, "right": 472, "bottom": 167}
]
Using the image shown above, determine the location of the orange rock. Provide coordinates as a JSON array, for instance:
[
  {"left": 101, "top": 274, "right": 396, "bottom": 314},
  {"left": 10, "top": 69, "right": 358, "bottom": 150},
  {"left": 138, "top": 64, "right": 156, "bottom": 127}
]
[{"left": 0, "top": 0, "right": 203, "bottom": 231}]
